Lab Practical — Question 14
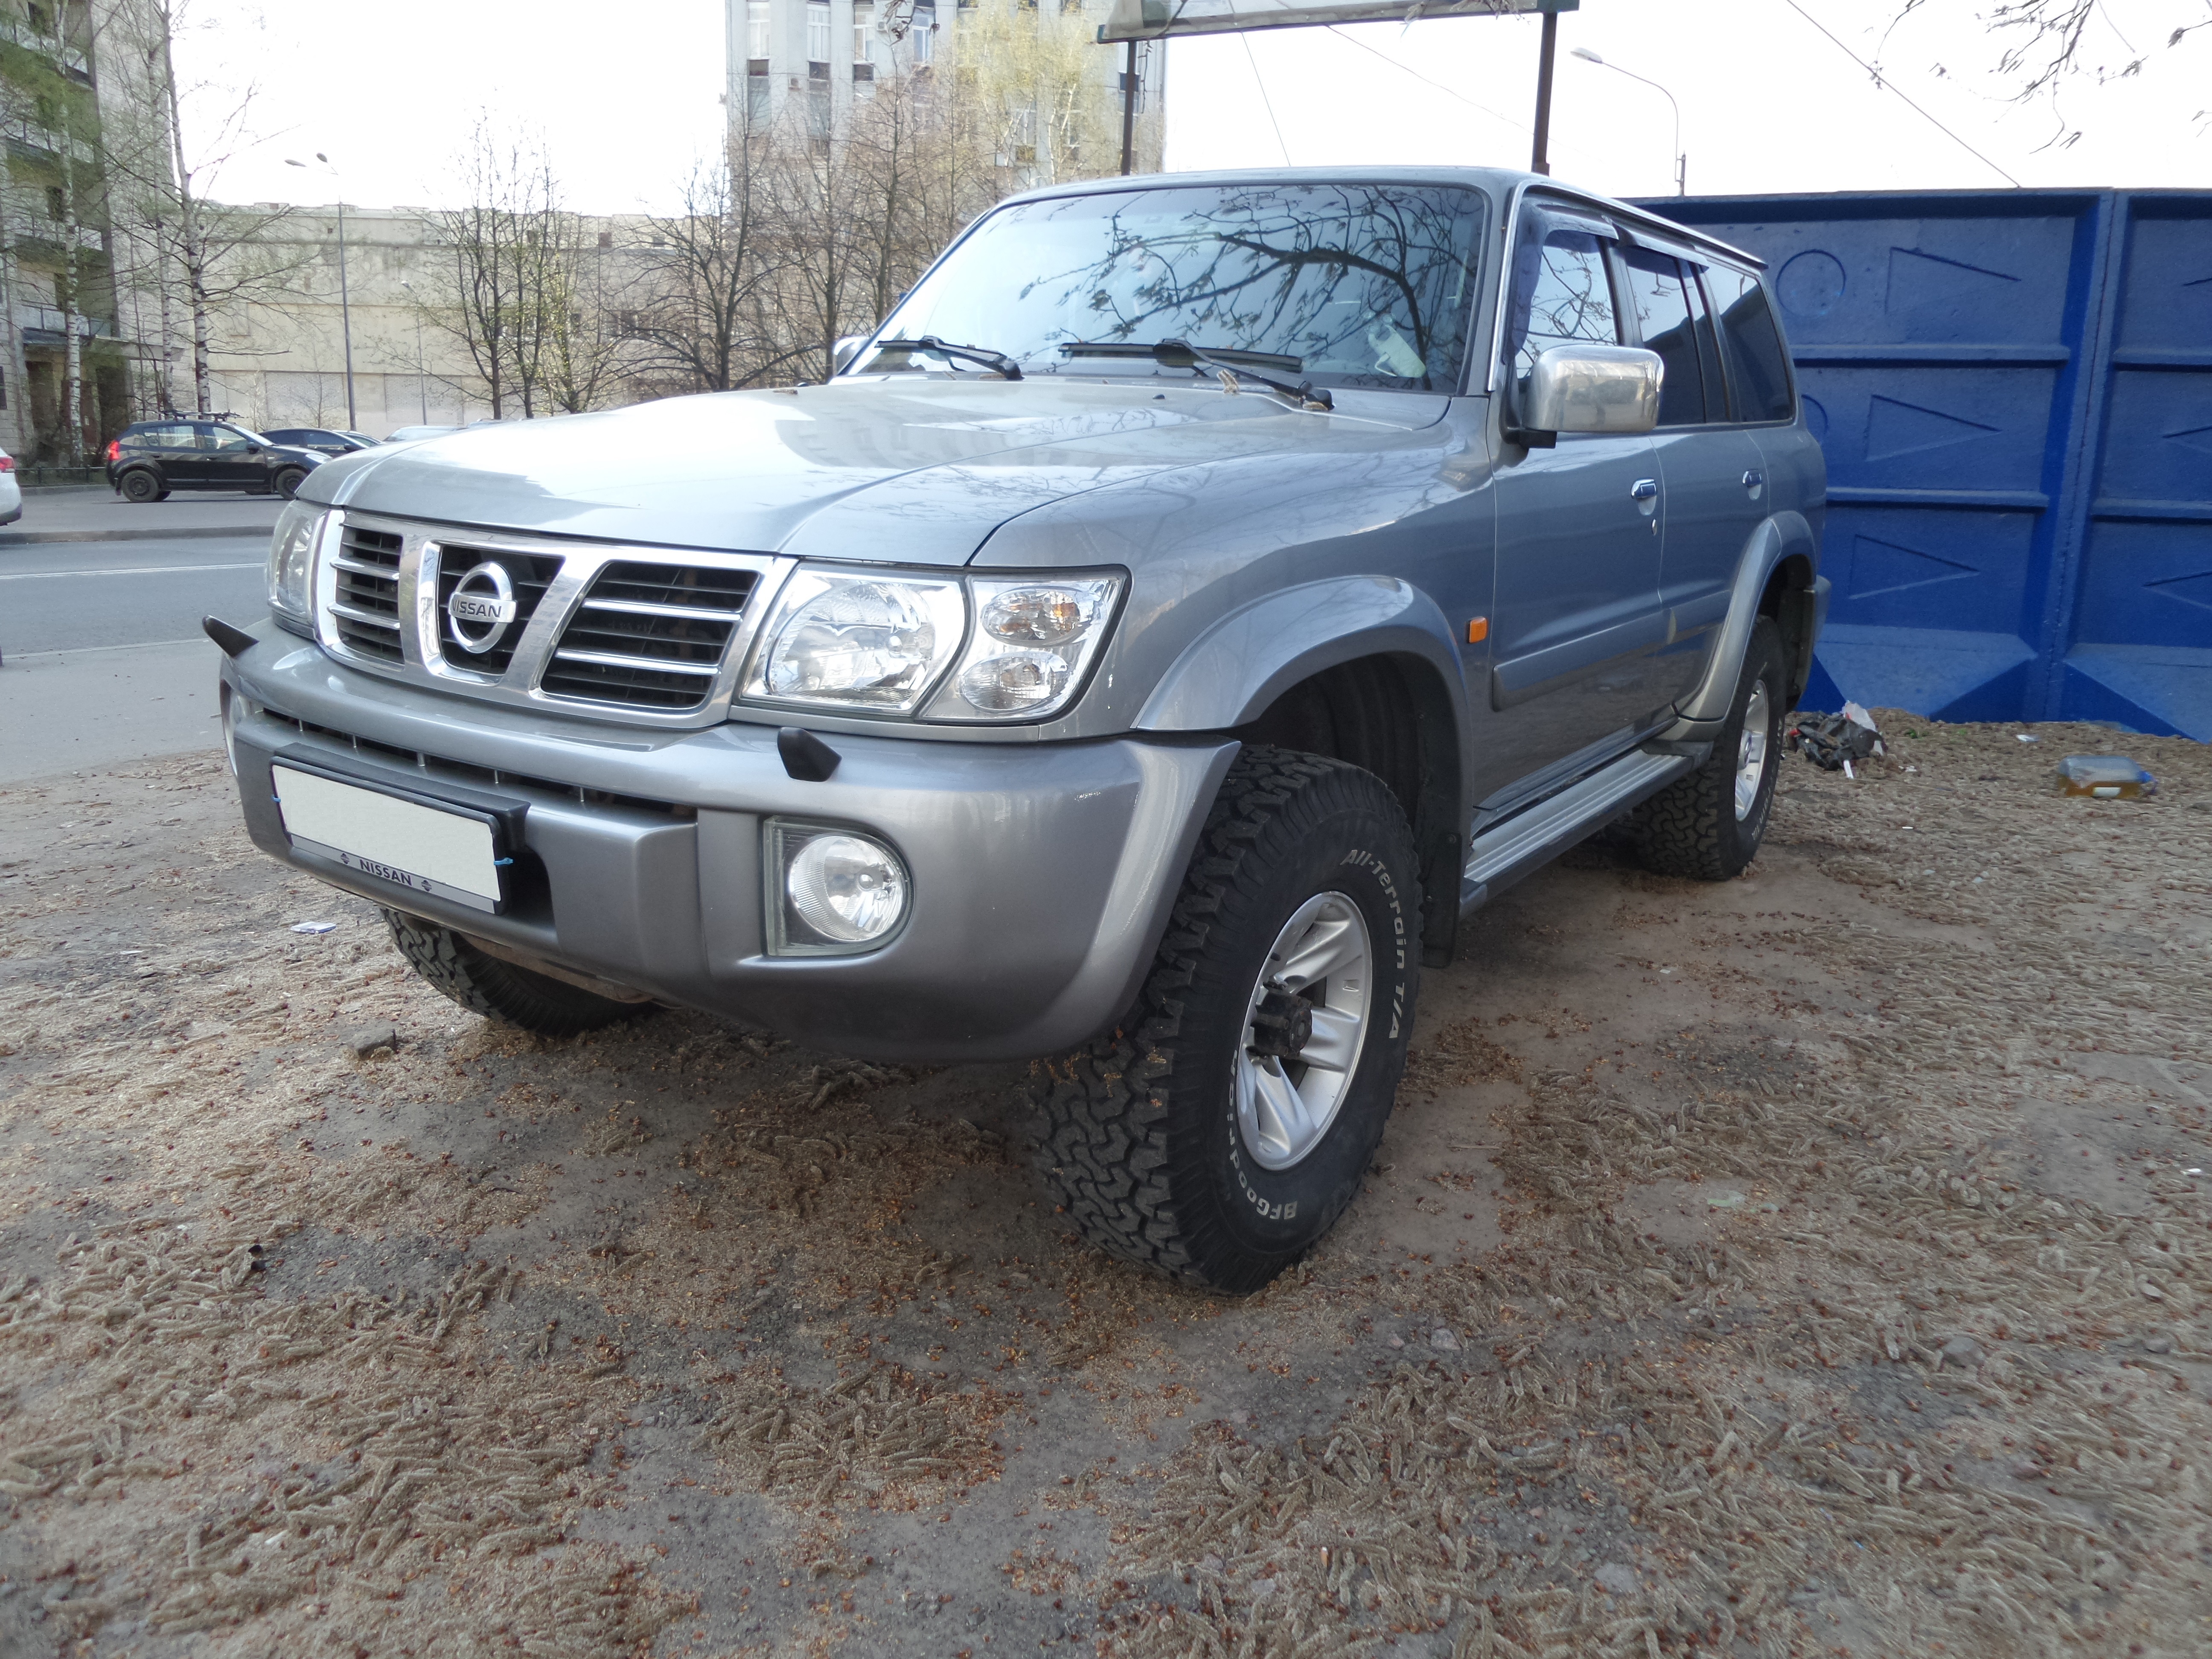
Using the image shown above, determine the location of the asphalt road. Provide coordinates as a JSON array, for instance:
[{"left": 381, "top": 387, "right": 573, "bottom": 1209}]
[{"left": 0, "top": 535, "right": 266, "bottom": 784}]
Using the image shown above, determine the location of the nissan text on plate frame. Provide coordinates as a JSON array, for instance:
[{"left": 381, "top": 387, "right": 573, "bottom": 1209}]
[{"left": 272, "top": 767, "right": 505, "bottom": 913}]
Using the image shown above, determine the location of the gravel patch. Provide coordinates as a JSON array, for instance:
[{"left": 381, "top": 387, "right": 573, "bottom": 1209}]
[{"left": 1, "top": 716, "right": 2206, "bottom": 1657}]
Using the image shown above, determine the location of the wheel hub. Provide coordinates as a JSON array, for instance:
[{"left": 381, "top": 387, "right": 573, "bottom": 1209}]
[{"left": 1247, "top": 987, "right": 1314, "bottom": 1058}]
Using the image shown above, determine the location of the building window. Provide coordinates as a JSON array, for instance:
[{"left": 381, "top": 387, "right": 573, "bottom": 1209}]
[
  {"left": 748, "top": 0, "right": 769, "bottom": 59},
  {"left": 597, "top": 230, "right": 613, "bottom": 249},
  {"left": 854, "top": 3, "right": 872, "bottom": 62},
  {"left": 46, "top": 185, "right": 65, "bottom": 220},
  {"left": 746, "top": 73, "right": 770, "bottom": 125},
  {"left": 912, "top": 6, "right": 934, "bottom": 64},
  {"left": 807, "top": 1, "right": 831, "bottom": 65}
]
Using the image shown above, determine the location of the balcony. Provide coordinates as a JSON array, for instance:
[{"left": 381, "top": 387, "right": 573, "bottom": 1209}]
[
  {"left": 3, "top": 120, "right": 97, "bottom": 165},
  {"left": 0, "top": 19, "right": 91, "bottom": 79},
  {"left": 13, "top": 304, "right": 114, "bottom": 339}
]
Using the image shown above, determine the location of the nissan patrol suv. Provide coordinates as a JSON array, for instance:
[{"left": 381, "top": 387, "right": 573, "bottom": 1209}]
[{"left": 210, "top": 168, "right": 1827, "bottom": 1293}]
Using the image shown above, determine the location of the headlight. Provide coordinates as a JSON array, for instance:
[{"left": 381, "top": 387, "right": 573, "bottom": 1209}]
[
  {"left": 927, "top": 574, "right": 1123, "bottom": 722},
  {"left": 765, "top": 821, "right": 910, "bottom": 955},
  {"left": 268, "top": 499, "right": 326, "bottom": 634},
  {"left": 743, "top": 569, "right": 965, "bottom": 713}
]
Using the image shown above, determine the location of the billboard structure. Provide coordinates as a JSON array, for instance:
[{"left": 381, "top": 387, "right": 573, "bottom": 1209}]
[{"left": 1097, "top": 0, "right": 1580, "bottom": 175}]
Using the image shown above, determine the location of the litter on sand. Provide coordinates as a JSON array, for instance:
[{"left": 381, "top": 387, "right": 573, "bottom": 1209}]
[
  {"left": 289, "top": 921, "right": 338, "bottom": 935},
  {"left": 2055, "top": 754, "right": 2158, "bottom": 800},
  {"left": 1788, "top": 702, "right": 1885, "bottom": 773}
]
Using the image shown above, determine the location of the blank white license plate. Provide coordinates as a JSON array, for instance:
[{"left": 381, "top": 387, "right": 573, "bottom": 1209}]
[{"left": 273, "top": 765, "right": 505, "bottom": 913}]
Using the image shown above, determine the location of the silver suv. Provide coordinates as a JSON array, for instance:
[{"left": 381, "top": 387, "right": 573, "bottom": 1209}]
[{"left": 212, "top": 168, "right": 1826, "bottom": 1292}]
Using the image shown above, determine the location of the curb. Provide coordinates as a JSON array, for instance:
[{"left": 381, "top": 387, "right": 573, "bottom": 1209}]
[{"left": 0, "top": 524, "right": 277, "bottom": 546}]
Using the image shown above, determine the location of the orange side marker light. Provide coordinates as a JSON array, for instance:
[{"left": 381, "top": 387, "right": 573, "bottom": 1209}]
[{"left": 1466, "top": 616, "right": 1489, "bottom": 644}]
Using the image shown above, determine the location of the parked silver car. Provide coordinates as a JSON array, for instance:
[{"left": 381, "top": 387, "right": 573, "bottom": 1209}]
[{"left": 211, "top": 167, "right": 1826, "bottom": 1292}]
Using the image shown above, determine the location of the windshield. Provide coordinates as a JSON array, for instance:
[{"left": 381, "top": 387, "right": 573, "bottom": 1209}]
[{"left": 869, "top": 182, "right": 1488, "bottom": 394}]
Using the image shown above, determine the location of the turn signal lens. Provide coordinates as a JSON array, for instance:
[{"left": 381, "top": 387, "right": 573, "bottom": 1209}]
[{"left": 958, "top": 648, "right": 1070, "bottom": 713}]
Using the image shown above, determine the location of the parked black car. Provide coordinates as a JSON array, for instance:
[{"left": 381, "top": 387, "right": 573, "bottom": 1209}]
[
  {"left": 262, "top": 427, "right": 380, "bottom": 457},
  {"left": 105, "top": 419, "right": 326, "bottom": 503}
]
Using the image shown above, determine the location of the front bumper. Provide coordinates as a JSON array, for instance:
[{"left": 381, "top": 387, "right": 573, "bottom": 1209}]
[{"left": 222, "top": 626, "right": 1236, "bottom": 1061}]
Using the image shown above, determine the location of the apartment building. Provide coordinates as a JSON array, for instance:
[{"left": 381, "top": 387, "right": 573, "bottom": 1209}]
[
  {"left": 0, "top": 0, "right": 162, "bottom": 461},
  {"left": 727, "top": 0, "right": 1164, "bottom": 181}
]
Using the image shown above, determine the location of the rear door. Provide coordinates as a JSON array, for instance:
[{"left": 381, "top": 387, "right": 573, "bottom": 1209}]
[
  {"left": 1624, "top": 244, "right": 1773, "bottom": 704},
  {"left": 133, "top": 423, "right": 198, "bottom": 482},
  {"left": 1484, "top": 204, "right": 1673, "bottom": 791}
]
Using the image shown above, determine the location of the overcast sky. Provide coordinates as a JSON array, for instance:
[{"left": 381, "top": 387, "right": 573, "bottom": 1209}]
[{"left": 189, "top": 0, "right": 2209, "bottom": 215}]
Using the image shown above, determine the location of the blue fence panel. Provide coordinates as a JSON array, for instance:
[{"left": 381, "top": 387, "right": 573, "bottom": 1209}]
[
  {"left": 2062, "top": 193, "right": 2212, "bottom": 738},
  {"left": 1637, "top": 189, "right": 2212, "bottom": 739}
]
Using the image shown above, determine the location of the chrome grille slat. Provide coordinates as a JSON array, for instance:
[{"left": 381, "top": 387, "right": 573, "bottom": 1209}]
[
  {"left": 581, "top": 597, "right": 747, "bottom": 621},
  {"left": 328, "top": 600, "right": 402, "bottom": 626},
  {"left": 552, "top": 647, "right": 722, "bottom": 676}
]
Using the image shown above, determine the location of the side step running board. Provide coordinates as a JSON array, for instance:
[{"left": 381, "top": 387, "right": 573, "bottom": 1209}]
[{"left": 1461, "top": 748, "right": 1693, "bottom": 910}]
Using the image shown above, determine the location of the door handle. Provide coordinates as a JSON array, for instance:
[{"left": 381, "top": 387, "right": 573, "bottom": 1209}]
[
  {"left": 1630, "top": 478, "right": 1659, "bottom": 501},
  {"left": 1742, "top": 469, "right": 1765, "bottom": 494}
]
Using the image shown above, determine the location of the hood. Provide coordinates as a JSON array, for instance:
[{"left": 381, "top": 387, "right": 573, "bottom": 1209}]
[{"left": 305, "top": 378, "right": 1448, "bottom": 565}]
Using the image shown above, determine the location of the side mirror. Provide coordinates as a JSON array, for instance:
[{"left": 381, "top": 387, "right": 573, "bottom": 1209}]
[
  {"left": 832, "top": 334, "right": 866, "bottom": 373},
  {"left": 1512, "top": 343, "right": 1662, "bottom": 445}
]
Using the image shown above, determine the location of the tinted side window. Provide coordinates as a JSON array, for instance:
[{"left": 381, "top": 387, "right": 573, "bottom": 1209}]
[
  {"left": 1509, "top": 227, "right": 1621, "bottom": 387},
  {"left": 1620, "top": 248, "right": 1706, "bottom": 426},
  {"left": 137, "top": 423, "right": 192, "bottom": 449},
  {"left": 208, "top": 425, "right": 256, "bottom": 452},
  {"left": 1707, "top": 267, "right": 1794, "bottom": 422}
]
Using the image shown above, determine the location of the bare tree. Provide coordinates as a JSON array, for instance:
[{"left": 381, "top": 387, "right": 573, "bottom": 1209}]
[
  {"left": 424, "top": 123, "right": 597, "bottom": 419},
  {"left": 622, "top": 135, "right": 786, "bottom": 394},
  {"left": 539, "top": 211, "right": 626, "bottom": 414},
  {"left": 99, "top": 0, "right": 309, "bottom": 417},
  {"left": 1889, "top": 0, "right": 2211, "bottom": 144}
]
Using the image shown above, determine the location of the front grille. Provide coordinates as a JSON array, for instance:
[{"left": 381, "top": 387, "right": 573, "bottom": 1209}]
[
  {"left": 329, "top": 525, "right": 404, "bottom": 663},
  {"left": 540, "top": 561, "right": 756, "bottom": 711},
  {"left": 434, "top": 545, "right": 564, "bottom": 676}
]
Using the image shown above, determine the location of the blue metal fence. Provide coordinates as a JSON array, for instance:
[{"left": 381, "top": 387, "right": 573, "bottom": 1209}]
[{"left": 1638, "top": 189, "right": 2212, "bottom": 739}]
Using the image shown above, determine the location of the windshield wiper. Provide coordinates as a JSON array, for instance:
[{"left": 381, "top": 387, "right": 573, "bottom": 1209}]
[
  {"left": 870, "top": 336, "right": 1024, "bottom": 380},
  {"left": 1059, "top": 339, "right": 1333, "bottom": 411}
]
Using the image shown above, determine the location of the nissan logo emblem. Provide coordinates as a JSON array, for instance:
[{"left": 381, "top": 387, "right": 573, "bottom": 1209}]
[{"left": 447, "top": 560, "right": 518, "bottom": 655}]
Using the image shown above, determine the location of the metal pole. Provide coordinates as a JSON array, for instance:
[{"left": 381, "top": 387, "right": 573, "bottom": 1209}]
[
  {"left": 1120, "top": 40, "right": 1138, "bottom": 176},
  {"left": 1530, "top": 7, "right": 1558, "bottom": 176},
  {"left": 335, "top": 197, "right": 357, "bottom": 429}
]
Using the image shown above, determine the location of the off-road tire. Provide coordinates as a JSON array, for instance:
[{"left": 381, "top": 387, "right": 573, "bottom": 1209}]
[
  {"left": 119, "top": 469, "right": 164, "bottom": 504},
  {"left": 1030, "top": 745, "right": 1421, "bottom": 1295},
  {"left": 1634, "top": 616, "right": 1787, "bottom": 881},
  {"left": 383, "top": 908, "right": 646, "bottom": 1037},
  {"left": 274, "top": 466, "right": 309, "bottom": 500}
]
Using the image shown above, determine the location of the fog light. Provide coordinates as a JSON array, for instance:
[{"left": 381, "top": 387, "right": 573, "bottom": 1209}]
[{"left": 768, "top": 822, "right": 909, "bottom": 954}]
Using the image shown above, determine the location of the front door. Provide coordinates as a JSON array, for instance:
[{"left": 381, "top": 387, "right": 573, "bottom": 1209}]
[
  {"left": 1482, "top": 211, "right": 1673, "bottom": 794},
  {"left": 202, "top": 423, "right": 268, "bottom": 492}
]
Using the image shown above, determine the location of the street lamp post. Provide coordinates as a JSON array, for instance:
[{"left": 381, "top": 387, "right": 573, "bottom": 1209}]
[
  {"left": 399, "top": 279, "right": 427, "bottom": 424},
  {"left": 1569, "top": 47, "right": 1685, "bottom": 195},
  {"left": 284, "top": 153, "right": 357, "bottom": 427}
]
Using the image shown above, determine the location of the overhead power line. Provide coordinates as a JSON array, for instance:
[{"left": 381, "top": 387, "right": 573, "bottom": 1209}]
[
  {"left": 1781, "top": 0, "right": 2022, "bottom": 187},
  {"left": 1323, "top": 23, "right": 1531, "bottom": 143}
]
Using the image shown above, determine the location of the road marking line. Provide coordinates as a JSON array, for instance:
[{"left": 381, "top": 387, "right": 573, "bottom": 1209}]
[
  {"left": 0, "top": 638, "right": 213, "bottom": 663},
  {"left": 0, "top": 562, "right": 262, "bottom": 581}
]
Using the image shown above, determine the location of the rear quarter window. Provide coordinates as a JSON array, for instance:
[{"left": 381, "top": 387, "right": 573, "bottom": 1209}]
[{"left": 1706, "top": 267, "right": 1794, "bottom": 422}]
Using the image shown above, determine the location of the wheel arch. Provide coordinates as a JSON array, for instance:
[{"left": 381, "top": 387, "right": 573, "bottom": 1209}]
[
  {"left": 1665, "top": 511, "right": 1821, "bottom": 729},
  {"left": 1134, "top": 577, "right": 1468, "bottom": 967}
]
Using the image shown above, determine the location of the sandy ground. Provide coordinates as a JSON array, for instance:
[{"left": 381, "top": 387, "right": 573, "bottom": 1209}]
[{"left": 0, "top": 715, "right": 2206, "bottom": 1658}]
